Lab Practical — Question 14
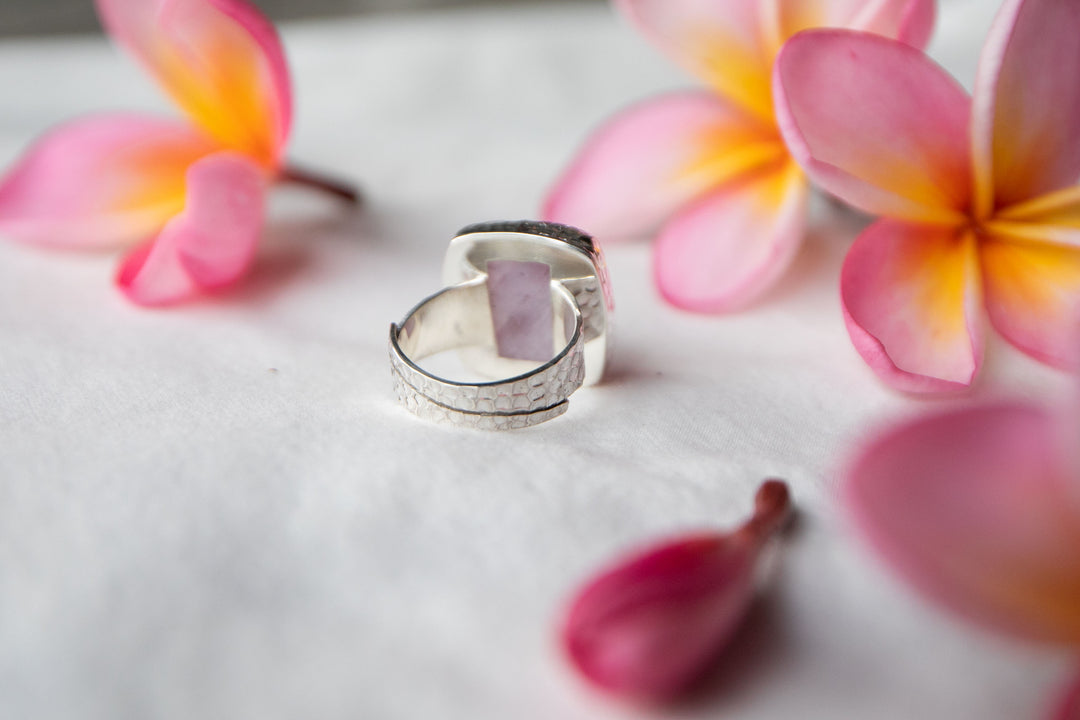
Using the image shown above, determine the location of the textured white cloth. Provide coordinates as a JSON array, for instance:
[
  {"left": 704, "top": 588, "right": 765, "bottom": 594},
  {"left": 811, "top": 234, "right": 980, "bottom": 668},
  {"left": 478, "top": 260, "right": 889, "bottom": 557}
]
[{"left": 0, "top": 2, "right": 1074, "bottom": 719}]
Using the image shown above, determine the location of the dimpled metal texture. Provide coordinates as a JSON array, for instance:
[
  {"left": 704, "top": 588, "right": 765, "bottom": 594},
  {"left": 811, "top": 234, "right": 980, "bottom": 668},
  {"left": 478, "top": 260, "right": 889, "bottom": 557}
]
[
  {"left": 389, "top": 219, "right": 607, "bottom": 430},
  {"left": 563, "top": 277, "right": 604, "bottom": 343},
  {"left": 389, "top": 330, "right": 585, "bottom": 429}
]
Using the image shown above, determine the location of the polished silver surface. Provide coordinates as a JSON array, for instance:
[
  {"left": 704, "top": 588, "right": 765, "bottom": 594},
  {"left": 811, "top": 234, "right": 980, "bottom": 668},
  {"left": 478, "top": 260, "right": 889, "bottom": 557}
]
[
  {"left": 389, "top": 280, "right": 585, "bottom": 429},
  {"left": 443, "top": 220, "right": 613, "bottom": 387},
  {"left": 390, "top": 221, "right": 611, "bottom": 429}
]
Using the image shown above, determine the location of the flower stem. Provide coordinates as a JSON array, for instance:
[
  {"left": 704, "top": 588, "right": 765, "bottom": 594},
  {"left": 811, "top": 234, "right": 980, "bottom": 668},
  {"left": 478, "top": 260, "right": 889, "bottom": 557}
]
[
  {"left": 736, "top": 479, "right": 792, "bottom": 544},
  {"left": 279, "top": 164, "right": 361, "bottom": 206}
]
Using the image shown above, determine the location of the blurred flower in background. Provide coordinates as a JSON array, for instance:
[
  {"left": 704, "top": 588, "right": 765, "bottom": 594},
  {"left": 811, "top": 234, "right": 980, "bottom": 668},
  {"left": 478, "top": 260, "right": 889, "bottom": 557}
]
[
  {"left": 0, "top": 0, "right": 355, "bottom": 305},
  {"left": 543, "top": 0, "right": 934, "bottom": 312},
  {"left": 844, "top": 390, "right": 1080, "bottom": 718}
]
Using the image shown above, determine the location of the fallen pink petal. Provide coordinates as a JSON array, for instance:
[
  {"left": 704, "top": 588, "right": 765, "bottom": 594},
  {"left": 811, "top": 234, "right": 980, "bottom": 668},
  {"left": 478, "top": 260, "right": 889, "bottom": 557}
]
[
  {"left": 0, "top": 0, "right": 357, "bottom": 306},
  {"left": 561, "top": 479, "right": 792, "bottom": 703}
]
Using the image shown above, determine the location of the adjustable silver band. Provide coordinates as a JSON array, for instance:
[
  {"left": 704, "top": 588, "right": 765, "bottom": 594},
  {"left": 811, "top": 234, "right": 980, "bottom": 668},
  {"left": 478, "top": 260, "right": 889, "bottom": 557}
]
[
  {"left": 389, "top": 279, "right": 586, "bottom": 429},
  {"left": 389, "top": 221, "right": 612, "bottom": 430}
]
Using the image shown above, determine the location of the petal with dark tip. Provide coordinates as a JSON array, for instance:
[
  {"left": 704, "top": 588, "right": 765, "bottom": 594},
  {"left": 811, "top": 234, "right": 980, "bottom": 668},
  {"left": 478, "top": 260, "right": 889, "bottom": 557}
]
[{"left": 561, "top": 481, "right": 792, "bottom": 703}]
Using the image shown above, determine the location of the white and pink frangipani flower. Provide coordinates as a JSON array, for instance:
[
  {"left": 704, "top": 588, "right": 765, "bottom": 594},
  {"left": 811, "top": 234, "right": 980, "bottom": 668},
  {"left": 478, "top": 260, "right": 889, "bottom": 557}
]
[
  {"left": 542, "top": 0, "right": 934, "bottom": 313},
  {"left": 844, "top": 391, "right": 1080, "bottom": 718},
  {"left": 0, "top": 0, "right": 356, "bottom": 306},
  {"left": 774, "top": 0, "right": 1080, "bottom": 393}
]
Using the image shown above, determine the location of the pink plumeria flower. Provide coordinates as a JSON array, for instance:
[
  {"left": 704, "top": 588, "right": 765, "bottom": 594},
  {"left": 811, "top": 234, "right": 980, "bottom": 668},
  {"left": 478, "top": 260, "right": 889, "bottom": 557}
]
[
  {"left": 844, "top": 392, "right": 1080, "bottom": 717},
  {"left": 543, "top": 0, "right": 934, "bottom": 312},
  {"left": 774, "top": 0, "right": 1080, "bottom": 393},
  {"left": 0, "top": 0, "right": 355, "bottom": 306},
  {"left": 560, "top": 480, "right": 792, "bottom": 703}
]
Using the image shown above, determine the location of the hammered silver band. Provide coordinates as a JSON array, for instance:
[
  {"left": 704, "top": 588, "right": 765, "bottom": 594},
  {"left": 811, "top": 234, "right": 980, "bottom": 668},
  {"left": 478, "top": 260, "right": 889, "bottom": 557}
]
[
  {"left": 389, "top": 221, "right": 612, "bottom": 430},
  {"left": 390, "top": 279, "right": 586, "bottom": 429}
]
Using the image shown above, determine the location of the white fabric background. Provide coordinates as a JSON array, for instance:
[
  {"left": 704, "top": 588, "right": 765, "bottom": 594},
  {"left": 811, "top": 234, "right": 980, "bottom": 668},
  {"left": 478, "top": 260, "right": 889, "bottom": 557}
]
[{"left": 0, "top": 2, "right": 1075, "bottom": 718}]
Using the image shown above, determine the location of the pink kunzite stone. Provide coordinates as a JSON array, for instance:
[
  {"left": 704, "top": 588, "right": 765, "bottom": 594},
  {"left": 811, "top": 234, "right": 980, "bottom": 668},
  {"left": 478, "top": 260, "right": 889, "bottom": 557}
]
[{"left": 487, "top": 260, "right": 553, "bottom": 363}]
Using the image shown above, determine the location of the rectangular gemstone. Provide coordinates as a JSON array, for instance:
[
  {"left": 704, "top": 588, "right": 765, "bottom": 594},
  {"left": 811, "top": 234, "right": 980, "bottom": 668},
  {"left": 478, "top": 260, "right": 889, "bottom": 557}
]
[{"left": 487, "top": 259, "right": 553, "bottom": 363}]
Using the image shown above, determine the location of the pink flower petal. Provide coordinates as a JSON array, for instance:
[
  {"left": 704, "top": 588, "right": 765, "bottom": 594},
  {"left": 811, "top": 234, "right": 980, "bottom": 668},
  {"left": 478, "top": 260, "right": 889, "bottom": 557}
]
[
  {"left": 774, "top": 29, "right": 971, "bottom": 225},
  {"left": 845, "top": 402, "right": 1080, "bottom": 645},
  {"left": 615, "top": 0, "right": 774, "bottom": 121},
  {"left": 841, "top": 219, "right": 983, "bottom": 393},
  {"left": 95, "top": 0, "right": 292, "bottom": 168},
  {"left": 617, "top": 0, "right": 935, "bottom": 122},
  {"left": 771, "top": 0, "right": 935, "bottom": 49},
  {"left": 769, "top": 0, "right": 849, "bottom": 39},
  {"left": 1056, "top": 670, "right": 1080, "bottom": 720},
  {"left": 0, "top": 114, "right": 215, "bottom": 248},
  {"left": 562, "top": 480, "right": 792, "bottom": 703},
  {"left": 979, "top": 232, "right": 1080, "bottom": 370},
  {"left": 986, "top": 186, "right": 1080, "bottom": 257},
  {"left": 652, "top": 161, "right": 807, "bottom": 313},
  {"left": 565, "top": 533, "right": 756, "bottom": 702},
  {"left": 116, "top": 152, "right": 266, "bottom": 305},
  {"left": 542, "top": 91, "right": 784, "bottom": 242},
  {"left": 994, "top": 184, "right": 1080, "bottom": 239},
  {"left": 847, "top": 0, "right": 936, "bottom": 49},
  {"left": 971, "top": 0, "right": 1080, "bottom": 216}
]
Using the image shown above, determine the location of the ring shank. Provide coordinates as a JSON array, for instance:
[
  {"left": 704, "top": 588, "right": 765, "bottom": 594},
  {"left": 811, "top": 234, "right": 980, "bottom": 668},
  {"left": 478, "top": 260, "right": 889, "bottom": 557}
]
[
  {"left": 389, "top": 279, "right": 586, "bottom": 429},
  {"left": 395, "top": 277, "right": 578, "bottom": 375},
  {"left": 395, "top": 278, "right": 493, "bottom": 360}
]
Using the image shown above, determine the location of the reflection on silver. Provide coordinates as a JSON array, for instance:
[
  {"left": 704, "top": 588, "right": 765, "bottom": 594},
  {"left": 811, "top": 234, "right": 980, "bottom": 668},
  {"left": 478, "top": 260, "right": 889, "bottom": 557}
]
[{"left": 389, "top": 221, "right": 613, "bottom": 430}]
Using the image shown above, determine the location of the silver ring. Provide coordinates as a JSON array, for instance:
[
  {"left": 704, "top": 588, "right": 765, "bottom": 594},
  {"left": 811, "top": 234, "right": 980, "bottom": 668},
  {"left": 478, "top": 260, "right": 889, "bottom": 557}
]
[{"left": 389, "top": 221, "right": 613, "bottom": 430}]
